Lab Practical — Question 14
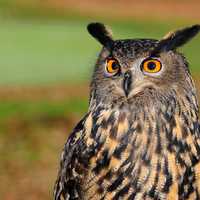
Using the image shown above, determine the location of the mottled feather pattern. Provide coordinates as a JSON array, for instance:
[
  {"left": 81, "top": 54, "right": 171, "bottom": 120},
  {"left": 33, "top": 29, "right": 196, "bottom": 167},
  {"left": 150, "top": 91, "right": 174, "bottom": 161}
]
[
  {"left": 82, "top": 88, "right": 200, "bottom": 199},
  {"left": 55, "top": 84, "right": 200, "bottom": 199},
  {"left": 54, "top": 23, "right": 200, "bottom": 200}
]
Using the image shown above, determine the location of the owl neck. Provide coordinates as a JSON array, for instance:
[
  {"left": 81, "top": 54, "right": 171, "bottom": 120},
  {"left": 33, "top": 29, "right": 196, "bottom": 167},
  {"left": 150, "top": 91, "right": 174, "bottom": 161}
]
[
  {"left": 88, "top": 88, "right": 200, "bottom": 166},
  {"left": 84, "top": 81, "right": 200, "bottom": 199}
]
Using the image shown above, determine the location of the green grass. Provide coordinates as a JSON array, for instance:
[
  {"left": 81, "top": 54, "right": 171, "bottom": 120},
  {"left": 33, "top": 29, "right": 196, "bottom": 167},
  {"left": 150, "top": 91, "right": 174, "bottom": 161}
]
[
  {"left": 0, "top": 18, "right": 199, "bottom": 85},
  {"left": 0, "top": 20, "right": 98, "bottom": 85},
  {"left": 0, "top": 98, "right": 88, "bottom": 120}
]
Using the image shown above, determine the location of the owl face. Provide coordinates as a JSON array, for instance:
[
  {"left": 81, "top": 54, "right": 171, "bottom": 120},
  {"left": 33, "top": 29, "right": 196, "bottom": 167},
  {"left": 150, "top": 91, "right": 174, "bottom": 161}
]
[{"left": 88, "top": 23, "right": 200, "bottom": 107}]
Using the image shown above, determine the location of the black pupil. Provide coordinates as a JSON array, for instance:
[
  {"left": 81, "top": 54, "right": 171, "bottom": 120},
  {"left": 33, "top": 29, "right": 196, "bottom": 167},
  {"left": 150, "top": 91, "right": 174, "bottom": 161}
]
[
  {"left": 111, "top": 61, "right": 118, "bottom": 70},
  {"left": 147, "top": 62, "right": 156, "bottom": 70}
]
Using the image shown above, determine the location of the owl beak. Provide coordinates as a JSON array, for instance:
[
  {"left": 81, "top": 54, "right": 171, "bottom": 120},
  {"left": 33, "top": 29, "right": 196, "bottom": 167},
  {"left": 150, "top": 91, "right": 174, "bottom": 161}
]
[{"left": 123, "top": 71, "right": 132, "bottom": 97}]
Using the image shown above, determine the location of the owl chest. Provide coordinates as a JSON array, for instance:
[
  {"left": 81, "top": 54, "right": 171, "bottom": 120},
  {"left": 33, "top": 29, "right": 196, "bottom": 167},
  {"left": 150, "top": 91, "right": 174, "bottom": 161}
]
[{"left": 81, "top": 109, "right": 200, "bottom": 200}]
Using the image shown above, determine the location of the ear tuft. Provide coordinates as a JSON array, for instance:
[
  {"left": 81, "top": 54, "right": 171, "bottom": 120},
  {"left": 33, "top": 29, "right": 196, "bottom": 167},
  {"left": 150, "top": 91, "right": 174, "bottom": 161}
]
[
  {"left": 87, "top": 22, "right": 114, "bottom": 49},
  {"left": 151, "top": 24, "right": 200, "bottom": 56}
]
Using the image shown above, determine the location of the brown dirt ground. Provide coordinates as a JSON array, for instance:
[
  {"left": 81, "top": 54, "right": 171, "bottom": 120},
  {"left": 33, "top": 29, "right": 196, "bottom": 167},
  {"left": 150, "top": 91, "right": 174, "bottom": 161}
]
[
  {"left": 0, "top": 84, "right": 89, "bottom": 101},
  {"left": 44, "top": 0, "right": 200, "bottom": 22},
  {"left": 0, "top": 83, "right": 89, "bottom": 200},
  {"left": 0, "top": 126, "right": 74, "bottom": 200},
  {"left": 0, "top": 103, "right": 81, "bottom": 200}
]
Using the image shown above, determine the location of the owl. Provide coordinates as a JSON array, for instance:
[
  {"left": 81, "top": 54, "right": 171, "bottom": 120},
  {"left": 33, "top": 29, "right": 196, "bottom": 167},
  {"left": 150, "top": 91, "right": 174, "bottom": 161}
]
[{"left": 54, "top": 23, "right": 200, "bottom": 200}]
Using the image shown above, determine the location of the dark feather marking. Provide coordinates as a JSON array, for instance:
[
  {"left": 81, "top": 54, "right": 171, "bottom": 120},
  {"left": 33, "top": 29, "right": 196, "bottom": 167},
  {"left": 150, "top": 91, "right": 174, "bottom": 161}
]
[
  {"left": 155, "top": 122, "right": 162, "bottom": 154},
  {"left": 112, "top": 183, "right": 131, "bottom": 200},
  {"left": 93, "top": 149, "right": 111, "bottom": 174},
  {"left": 127, "top": 191, "right": 137, "bottom": 200},
  {"left": 179, "top": 167, "right": 195, "bottom": 198},
  {"left": 110, "top": 126, "right": 118, "bottom": 140},
  {"left": 107, "top": 173, "right": 124, "bottom": 192},
  {"left": 113, "top": 143, "right": 127, "bottom": 159},
  {"left": 162, "top": 157, "right": 173, "bottom": 193},
  {"left": 148, "top": 160, "right": 161, "bottom": 198}
]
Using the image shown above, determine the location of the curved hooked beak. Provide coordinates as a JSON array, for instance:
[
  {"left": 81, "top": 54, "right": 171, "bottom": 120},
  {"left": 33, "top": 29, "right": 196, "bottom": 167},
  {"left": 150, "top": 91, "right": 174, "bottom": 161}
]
[{"left": 123, "top": 71, "right": 132, "bottom": 97}]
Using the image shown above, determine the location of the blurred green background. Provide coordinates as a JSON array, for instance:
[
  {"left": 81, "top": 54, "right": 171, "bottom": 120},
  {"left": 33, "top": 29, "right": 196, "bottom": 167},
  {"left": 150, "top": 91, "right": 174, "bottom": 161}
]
[{"left": 0, "top": 1, "right": 199, "bottom": 199}]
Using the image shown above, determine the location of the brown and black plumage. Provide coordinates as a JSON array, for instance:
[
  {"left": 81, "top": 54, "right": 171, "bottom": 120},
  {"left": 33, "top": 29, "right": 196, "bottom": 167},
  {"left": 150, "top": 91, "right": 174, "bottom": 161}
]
[{"left": 54, "top": 23, "right": 200, "bottom": 200}]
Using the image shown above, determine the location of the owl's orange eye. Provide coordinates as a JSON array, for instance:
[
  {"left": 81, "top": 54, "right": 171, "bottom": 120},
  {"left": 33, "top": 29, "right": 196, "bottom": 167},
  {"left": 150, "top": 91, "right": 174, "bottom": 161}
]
[
  {"left": 141, "top": 58, "right": 162, "bottom": 73},
  {"left": 106, "top": 59, "right": 120, "bottom": 75}
]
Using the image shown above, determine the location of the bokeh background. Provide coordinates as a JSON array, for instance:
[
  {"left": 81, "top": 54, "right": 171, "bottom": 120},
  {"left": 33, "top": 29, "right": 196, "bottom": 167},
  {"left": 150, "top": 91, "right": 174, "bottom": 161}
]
[{"left": 0, "top": 1, "right": 200, "bottom": 199}]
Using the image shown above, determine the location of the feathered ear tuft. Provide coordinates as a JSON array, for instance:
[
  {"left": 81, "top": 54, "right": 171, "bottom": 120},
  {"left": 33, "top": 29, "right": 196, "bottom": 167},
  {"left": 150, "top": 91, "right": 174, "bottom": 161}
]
[
  {"left": 151, "top": 24, "right": 200, "bottom": 56},
  {"left": 87, "top": 22, "right": 114, "bottom": 49}
]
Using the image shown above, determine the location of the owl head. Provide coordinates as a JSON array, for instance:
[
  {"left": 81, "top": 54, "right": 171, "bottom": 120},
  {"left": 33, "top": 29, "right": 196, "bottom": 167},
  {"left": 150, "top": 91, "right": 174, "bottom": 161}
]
[{"left": 87, "top": 23, "right": 200, "bottom": 108}]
